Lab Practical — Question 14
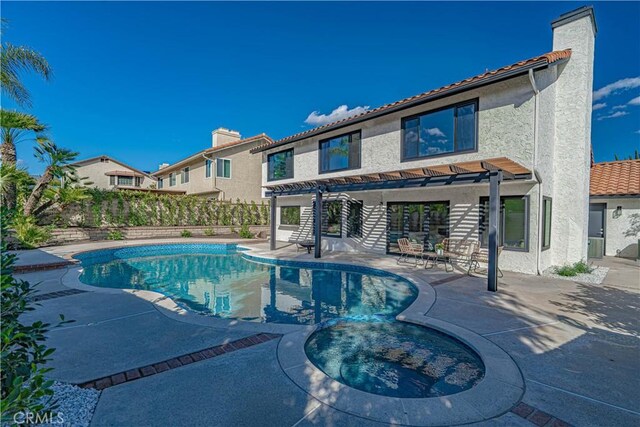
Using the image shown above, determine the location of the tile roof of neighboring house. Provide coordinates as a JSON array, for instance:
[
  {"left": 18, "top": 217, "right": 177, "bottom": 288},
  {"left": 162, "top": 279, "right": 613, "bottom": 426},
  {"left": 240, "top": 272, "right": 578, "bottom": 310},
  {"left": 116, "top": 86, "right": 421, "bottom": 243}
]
[
  {"left": 590, "top": 160, "right": 640, "bottom": 197},
  {"left": 251, "top": 49, "right": 572, "bottom": 154},
  {"left": 154, "top": 133, "right": 273, "bottom": 176},
  {"left": 71, "top": 155, "right": 155, "bottom": 179}
]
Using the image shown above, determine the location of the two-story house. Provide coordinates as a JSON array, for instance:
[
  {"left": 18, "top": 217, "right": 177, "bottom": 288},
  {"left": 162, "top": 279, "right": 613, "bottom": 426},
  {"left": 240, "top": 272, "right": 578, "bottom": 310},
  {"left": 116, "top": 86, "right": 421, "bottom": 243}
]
[
  {"left": 153, "top": 128, "right": 273, "bottom": 201},
  {"left": 71, "top": 155, "right": 157, "bottom": 190},
  {"left": 252, "top": 7, "right": 597, "bottom": 284}
]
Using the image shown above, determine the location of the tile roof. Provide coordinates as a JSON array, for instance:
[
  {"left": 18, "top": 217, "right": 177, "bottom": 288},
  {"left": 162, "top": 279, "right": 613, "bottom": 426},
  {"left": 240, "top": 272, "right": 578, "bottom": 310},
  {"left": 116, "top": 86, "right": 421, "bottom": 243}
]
[
  {"left": 590, "top": 160, "right": 640, "bottom": 196},
  {"left": 154, "top": 133, "right": 273, "bottom": 176},
  {"left": 251, "top": 49, "right": 572, "bottom": 153}
]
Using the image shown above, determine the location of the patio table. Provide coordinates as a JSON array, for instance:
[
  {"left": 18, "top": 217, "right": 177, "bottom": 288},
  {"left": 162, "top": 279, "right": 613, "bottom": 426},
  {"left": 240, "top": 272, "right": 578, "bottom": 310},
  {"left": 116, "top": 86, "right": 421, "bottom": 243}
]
[
  {"left": 425, "top": 251, "right": 454, "bottom": 272},
  {"left": 298, "top": 240, "right": 315, "bottom": 254}
]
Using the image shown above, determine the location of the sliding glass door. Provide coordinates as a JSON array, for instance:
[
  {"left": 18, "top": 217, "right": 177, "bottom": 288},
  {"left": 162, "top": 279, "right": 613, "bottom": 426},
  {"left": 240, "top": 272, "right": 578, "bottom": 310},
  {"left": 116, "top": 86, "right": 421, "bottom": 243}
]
[{"left": 387, "top": 202, "right": 449, "bottom": 254}]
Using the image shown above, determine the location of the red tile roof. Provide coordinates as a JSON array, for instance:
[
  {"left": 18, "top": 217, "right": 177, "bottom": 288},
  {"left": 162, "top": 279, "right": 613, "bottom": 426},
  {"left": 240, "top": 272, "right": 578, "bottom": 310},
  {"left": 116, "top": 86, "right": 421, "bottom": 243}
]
[
  {"left": 251, "top": 49, "right": 572, "bottom": 153},
  {"left": 590, "top": 160, "right": 640, "bottom": 196}
]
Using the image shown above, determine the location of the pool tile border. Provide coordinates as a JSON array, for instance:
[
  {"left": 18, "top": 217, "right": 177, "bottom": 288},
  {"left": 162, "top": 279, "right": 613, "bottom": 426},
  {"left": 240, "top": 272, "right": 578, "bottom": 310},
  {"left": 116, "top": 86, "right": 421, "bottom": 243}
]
[{"left": 79, "top": 333, "right": 281, "bottom": 390}]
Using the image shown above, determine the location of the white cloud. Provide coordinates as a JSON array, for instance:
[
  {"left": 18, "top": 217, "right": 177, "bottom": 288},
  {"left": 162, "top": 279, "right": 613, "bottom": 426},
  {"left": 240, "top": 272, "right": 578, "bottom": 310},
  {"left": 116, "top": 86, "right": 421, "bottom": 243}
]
[
  {"left": 612, "top": 105, "right": 627, "bottom": 110},
  {"left": 305, "top": 105, "right": 369, "bottom": 126},
  {"left": 592, "top": 102, "right": 607, "bottom": 111},
  {"left": 425, "top": 127, "right": 445, "bottom": 137},
  {"left": 593, "top": 77, "right": 640, "bottom": 101},
  {"left": 597, "top": 111, "right": 629, "bottom": 121},
  {"left": 635, "top": 130, "right": 640, "bottom": 134},
  {"left": 628, "top": 96, "right": 640, "bottom": 106}
]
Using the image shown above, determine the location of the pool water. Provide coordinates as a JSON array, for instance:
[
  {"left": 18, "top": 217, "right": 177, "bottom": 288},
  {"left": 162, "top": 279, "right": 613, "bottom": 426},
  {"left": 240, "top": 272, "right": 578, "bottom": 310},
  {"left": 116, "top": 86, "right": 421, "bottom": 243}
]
[
  {"left": 305, "top": 320, "right": 485, "bottom": 398},
  {"left": 75, "top": 244, "right": 417, "bottom": 325}
]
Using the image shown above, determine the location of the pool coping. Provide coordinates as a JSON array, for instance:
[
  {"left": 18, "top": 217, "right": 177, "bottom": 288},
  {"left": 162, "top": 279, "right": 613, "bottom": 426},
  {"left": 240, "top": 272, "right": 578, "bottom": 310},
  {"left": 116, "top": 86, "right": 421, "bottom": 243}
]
[{"left": 60, "top": 242, "right": 524, "bottom": 426}]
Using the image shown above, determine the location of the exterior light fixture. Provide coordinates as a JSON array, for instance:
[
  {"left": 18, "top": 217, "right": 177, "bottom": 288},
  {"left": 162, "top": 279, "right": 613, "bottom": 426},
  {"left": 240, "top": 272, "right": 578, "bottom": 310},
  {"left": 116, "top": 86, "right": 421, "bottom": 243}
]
[{"left": 616, "top": 206, "right": 622, "bottom": 215}]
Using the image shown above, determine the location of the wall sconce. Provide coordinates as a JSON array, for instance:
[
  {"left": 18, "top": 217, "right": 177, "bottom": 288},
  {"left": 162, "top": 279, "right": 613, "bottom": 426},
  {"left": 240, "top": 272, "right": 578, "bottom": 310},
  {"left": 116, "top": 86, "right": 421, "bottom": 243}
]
[{"left": 616, "top": 206, "right": 623, "bottom": 216}]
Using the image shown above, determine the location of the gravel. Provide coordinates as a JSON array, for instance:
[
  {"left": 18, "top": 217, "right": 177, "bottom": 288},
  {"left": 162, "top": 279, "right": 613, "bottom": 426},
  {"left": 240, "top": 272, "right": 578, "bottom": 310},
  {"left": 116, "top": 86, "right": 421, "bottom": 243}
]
[
  {"left": 36, "top": 382, "right": 100, "bottom": 427},
  {"left": 544, "top": 266, "right": 610, "bottom": 285}
]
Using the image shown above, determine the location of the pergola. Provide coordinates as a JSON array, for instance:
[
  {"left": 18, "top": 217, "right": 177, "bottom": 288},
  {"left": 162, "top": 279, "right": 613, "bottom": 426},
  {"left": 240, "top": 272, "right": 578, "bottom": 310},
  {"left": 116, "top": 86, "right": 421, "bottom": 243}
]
[{"left": 265, "top": 157, "right": 532, "bottom": 292}]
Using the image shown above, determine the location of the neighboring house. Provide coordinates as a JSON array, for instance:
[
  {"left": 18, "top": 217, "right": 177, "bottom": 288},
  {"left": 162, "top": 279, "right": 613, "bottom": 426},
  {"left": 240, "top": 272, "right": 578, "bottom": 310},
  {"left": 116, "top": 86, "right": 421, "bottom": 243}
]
[
  {"left": 589, "top": 160, "right": 640, "bottom": 259},
  {"left": 252, "top": 7, "right": 597, "bottom": 277},
  {"left": 153, "top": 128, "right": 273, "bottom": 202},
  {"left": 70, "top": 155, "right": 157, "bottom": 190}
]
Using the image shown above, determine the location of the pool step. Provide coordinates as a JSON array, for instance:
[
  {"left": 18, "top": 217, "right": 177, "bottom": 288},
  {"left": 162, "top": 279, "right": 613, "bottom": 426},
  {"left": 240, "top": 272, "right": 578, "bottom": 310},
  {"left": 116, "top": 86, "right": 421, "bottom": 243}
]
[{"left": 78, "top": 333, "right": 281, "bottom": 390}]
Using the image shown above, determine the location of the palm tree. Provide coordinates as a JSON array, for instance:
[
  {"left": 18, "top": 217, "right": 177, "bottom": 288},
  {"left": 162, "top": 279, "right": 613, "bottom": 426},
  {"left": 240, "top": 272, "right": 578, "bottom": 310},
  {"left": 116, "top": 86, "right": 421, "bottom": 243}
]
[
  {"left": 0, "top": 109, "right": 48, "bottom": 209},
  {"left": 23, "top": 141, "right": 78, "bottom": 217},
  {"left": 30, "top": 171, "right": 90, "bottom": 219},
  {"left": 1, "top": 19, "right": 52, "bottom": 107}
]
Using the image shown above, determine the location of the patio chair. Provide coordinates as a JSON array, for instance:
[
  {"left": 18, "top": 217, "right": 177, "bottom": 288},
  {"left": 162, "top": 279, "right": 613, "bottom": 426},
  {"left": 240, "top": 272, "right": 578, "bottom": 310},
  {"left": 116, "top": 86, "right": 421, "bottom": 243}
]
[
  {"left": 468, "top": 246, "right": 504, "bottom": 277},
  {"left": 397, "top": 238, "right": 425, "bottom": 266}
]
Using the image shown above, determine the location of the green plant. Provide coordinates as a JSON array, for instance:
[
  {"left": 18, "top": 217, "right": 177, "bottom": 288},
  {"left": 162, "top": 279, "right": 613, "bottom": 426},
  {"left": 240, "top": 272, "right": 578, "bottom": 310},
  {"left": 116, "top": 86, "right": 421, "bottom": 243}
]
[
  {"left": 230, "top": 226, "right": 236, "bottom": 234},
  {"left": 554, "top": 260, "right": 593, "bottom": 277},
  {"left": 181, "top": 229, "right": 192, "bottom": 238},
  {"left": 554, "top": 264, "right": 577, "bottom": 277},
  {"left": 204, "top": 228, "right": 215, "bottom": 237},
  {"left": 239, "top": 224, "right": 254, "bottom": 239},
  {"left": 106, "top": 230, "right": 124, "bottom": 241},
  {"left": 0, "top": 208, "right": 68, "bottom": 422},
  {"left": 434, "top": 242, "right": 445, "bottom": 251},
  {"left": 572, "top": 260, "right": 592, "bottom": 274},
  {"left": 12, "top": 214, "right": 51, "bottom": 249}
]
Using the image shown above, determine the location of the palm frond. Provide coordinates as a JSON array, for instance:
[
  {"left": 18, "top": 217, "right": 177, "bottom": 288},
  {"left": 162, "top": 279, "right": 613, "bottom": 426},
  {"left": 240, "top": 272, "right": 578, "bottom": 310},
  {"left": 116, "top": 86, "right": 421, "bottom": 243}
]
[{"left": 0, "top": 42, "right": 53, "bottom": 106}]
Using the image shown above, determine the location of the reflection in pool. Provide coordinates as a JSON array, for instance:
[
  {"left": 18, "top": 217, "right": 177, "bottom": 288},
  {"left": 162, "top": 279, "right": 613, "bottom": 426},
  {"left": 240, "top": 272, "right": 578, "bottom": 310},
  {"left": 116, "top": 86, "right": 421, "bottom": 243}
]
[{"left": 75, "top": 244, "right": 417, "bottom": 325}]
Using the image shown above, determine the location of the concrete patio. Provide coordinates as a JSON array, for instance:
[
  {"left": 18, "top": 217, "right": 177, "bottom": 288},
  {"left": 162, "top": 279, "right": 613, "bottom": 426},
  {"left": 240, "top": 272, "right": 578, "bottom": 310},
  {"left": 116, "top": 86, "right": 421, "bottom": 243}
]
[{"left": 15, "top": 239, "right": 640, "bottom": 426}]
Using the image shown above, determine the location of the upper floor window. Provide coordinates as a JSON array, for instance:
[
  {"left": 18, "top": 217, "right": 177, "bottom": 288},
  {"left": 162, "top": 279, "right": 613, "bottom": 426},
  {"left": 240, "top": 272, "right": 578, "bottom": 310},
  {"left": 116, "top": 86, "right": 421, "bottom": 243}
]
[
  {"left": 319, "top": 131, "right": 361, "bottom": 174},
  {"left": 109, "top": 176, "right": 115, "bottom": 186},
  {"left": 135, "top": 177, "right": 143, "bottom": 187},
  {"left": 182, "top": 167, "right": 190, "bottom": 184},
  {"left": 117, "top": 176, "right": 133, "bottom": 186},
  {"left": 158, "top": 178, "right": 163, "bottom": 189},
  {"left": 205, "top": 159, "right": 212, "bottom": 178},
  {"left": 268, "top": 148, "right": 294, "bottom": 181},
  {"left": 402, "top": 100, "right": 477, "bottom": 160},
  {"left": 216, "top": 158, "right": 231, "bottom": 178},
  {"left": 169, "top": 173, "right": 176, "bottom": 186}
]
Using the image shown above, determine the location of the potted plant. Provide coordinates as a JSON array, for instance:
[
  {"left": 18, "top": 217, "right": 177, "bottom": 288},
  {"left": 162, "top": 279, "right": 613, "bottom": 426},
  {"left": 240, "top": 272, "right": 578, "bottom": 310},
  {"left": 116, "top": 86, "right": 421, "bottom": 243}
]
[{"left": 435, "top": 242, "right": 445, "bottom": 256}]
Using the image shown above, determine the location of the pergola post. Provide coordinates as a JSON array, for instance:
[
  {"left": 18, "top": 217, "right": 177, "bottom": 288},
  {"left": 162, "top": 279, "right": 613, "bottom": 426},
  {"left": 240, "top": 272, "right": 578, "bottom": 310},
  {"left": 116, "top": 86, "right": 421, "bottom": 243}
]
[
  {"left": 314, "top": 187, "right": 322, "bottom": 258},
  {"left": 270, "top": 194, "right": 277, "bottom": 251},
  {"left": 488, "top": 170, "right": 502, "bottom": 292}
]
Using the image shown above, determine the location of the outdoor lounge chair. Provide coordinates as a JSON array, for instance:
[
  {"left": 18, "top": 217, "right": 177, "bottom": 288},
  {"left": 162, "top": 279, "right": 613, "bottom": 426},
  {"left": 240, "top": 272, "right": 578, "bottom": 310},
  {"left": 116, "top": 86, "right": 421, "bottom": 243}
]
[
  {"left": 425, "top": 238, "right": 479, "bottom": 272},
  {"left": 468, "top": 246, "right": 504, "bottom": 277},
  {"left": 288, "top": 237, "right": 314, "bottom": 253},
  {"left": 397, "top": 238, "right": 425, "bottom": 265}
]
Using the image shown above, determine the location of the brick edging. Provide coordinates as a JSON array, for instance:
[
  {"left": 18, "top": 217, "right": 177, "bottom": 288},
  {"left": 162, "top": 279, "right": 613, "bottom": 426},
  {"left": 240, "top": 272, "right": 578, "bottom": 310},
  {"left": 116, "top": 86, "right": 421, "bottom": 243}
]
[
  {"left": 14, "top": 261, "right": 73, "bottom": 273},
  {"left": 511, "top": 402, "right": 572, "bottom": 426},
  {"left": 79, "top": 333, "right": 281, "bottom": 390}
]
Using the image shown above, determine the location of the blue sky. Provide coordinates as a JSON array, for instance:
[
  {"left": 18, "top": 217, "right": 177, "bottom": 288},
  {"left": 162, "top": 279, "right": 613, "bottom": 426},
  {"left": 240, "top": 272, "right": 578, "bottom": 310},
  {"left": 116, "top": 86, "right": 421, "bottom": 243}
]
[{"left": 3, "top": 1, "right": 639, "bottom": 175}]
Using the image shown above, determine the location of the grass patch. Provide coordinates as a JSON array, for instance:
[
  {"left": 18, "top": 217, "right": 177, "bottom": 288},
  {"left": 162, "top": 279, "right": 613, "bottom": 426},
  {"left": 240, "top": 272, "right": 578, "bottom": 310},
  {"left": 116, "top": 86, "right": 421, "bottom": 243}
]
[{"left": 554, "top": 260, "right": 593, "bottom": 277}]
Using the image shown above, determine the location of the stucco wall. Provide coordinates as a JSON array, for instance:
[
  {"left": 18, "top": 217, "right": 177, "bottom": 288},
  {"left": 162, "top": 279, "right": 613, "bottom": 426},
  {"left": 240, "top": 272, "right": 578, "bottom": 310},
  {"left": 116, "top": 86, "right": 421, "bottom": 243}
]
[
  {"left": 75, "top": 159, "right": 155, "bottom": 189},
  {"left": 157, "top": 140, "right": 265, "bottom": 201},
  {"left": 275, "top": 181, "right": 540, "bottom": 274},
  {"left": 591, "top": 198, "right": 640, "bottom": 258}
]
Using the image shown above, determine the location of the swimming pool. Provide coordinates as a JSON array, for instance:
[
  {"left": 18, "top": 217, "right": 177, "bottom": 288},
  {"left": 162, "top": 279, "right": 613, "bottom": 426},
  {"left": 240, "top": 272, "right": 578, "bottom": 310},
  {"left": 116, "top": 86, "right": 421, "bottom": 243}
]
[{"left": 74, "top": 244, "right": 417, "bottom": 325}]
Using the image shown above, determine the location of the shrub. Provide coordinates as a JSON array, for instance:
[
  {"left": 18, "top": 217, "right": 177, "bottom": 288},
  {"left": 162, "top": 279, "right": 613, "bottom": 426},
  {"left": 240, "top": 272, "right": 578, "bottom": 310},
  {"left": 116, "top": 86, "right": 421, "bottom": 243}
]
[
  {"left": 554, "top": 264, "right": 577, "bottom": 277},
  {"left": 204, "top": 228, "right": 215, "bottom": 237},
  {"left": 12, "top": 214, "right": 51, "bottom": 249},
  {"left": 181, "top": 229, "right": 192, "bottom": 238},
  {"left": 106, "top": 230, "right": 124, "bottom": 240},
  {"left": 573, "top": 260, "right": 592, "bottom": 274},
  {"left": 554, "top": 260, "right": 593, "bottom": 277},
  {"left": 0, "top": 209, "right": 69, "bottom": 422},
  {"left": 239, "top": 224, "right": 254, "bottom": 239}
]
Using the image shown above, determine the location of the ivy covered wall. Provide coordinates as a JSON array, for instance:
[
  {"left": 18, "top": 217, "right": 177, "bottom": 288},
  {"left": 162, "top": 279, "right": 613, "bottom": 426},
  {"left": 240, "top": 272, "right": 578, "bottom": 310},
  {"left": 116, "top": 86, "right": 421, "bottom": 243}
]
[{"left": 43, "top": 190, "right": 270, "bottom": 227}]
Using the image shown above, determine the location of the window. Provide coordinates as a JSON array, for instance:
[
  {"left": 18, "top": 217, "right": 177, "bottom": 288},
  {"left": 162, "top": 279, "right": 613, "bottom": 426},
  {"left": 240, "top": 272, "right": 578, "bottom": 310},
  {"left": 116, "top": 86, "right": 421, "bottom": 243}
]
[
  {"left": 216, "top": 158, "right": 231, "bottom": 178},
  {"left": 323, "top": 201, "right": 342, "bottom": 237},
  {"left": 182, "top": 167, "right": 190, "bottom": 183},
  {"left": 117, "top": 176, "right": 133, "bottom": 186},
  {"left": 268, "top": 148, "right": 294, "bottom": 181},
  {"left": 319, "top": 131, "right": 361, "bottom": 173},
  {"left": 542, "top": 197, "right": 552, "bottom": 250},
  {"left": 479, "top": 196, "right": 529, "bottom": 251},
  {"left": 281, "top": 206, "right": 300, "bottom": 226},
  {"left": 402, "top": 100, "right": 477, "bottom": 160},
  {"left": 205, "top": 159, "right": 212, "bottom": 178},
  {"left": 135, "top": 177, "right": 143, "bottom": 187},
  {"left": 347, "top": 201, "right": 363, "bottom": 237},
  {"left": 158, "top": 178, "right": 163, "bottom": 189},
  {"left": 386, "top": 202, "right": 449, "bottom": 253},
  {"left": 169, "top": 173, "right": 176, "bottom": 186},
  {"left": 109, "top": 176, "right": 115, "bottom": 186}
]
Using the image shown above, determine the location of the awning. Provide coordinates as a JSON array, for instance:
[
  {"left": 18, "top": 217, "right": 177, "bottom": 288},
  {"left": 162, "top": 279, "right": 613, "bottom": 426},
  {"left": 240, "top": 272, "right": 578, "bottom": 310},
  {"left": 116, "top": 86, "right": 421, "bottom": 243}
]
[{"left": 265, "top": 157, "right": 531, "bottom": 196}]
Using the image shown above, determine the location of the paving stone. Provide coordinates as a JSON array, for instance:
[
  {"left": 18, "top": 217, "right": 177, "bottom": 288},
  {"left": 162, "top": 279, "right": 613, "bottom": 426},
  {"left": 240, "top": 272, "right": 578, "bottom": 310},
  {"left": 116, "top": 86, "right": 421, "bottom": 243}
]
[
  {"left": 95, "top": 378, "right": 112, "bottom": 390},
  {"left": 166, "top": 359, "right": 182, "bottom": 369},
  {"left": 529, "top": 410, "right": 553, "bottom": 426},
  {"left": 512, "top": 402, "right": 535, "bottom": 418},
  {"left": 110, "top": 373, "right": 126, "bottom": 386},
  {"left": 153, "top": 362, "right": 170, "bottom": 373},
  {"left": 125, "top": 369, "right": 141, "bottom": 381},
  {"left": 178, "top": 355, "right": 194, "bottom": 365},
  {"left": 140, "top": 366, "right": 157, "bottom": 377}
]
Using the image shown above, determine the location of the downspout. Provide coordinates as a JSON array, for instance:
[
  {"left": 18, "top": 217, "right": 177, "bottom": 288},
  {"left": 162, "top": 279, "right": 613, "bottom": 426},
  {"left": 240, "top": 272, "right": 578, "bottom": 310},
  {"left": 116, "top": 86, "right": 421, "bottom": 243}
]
[
  {"left": 202, "top": 153, "right": 224, "bottom": 200},
  {"left": 528, "top": 69, "right": 543, "bottom": 275}
]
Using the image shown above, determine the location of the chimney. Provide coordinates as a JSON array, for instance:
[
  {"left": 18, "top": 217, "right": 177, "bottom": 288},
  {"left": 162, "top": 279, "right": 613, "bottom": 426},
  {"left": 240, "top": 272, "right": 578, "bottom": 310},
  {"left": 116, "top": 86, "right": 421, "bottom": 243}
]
[
  {"left": 550, "top": 6, "right": 596, "bottom": 264},
  {"left": 212, "top": 128, "right": 241, "bottom": 148},
  {"left": 158, "top": 163, "right": 170, "bottom": 170}
]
